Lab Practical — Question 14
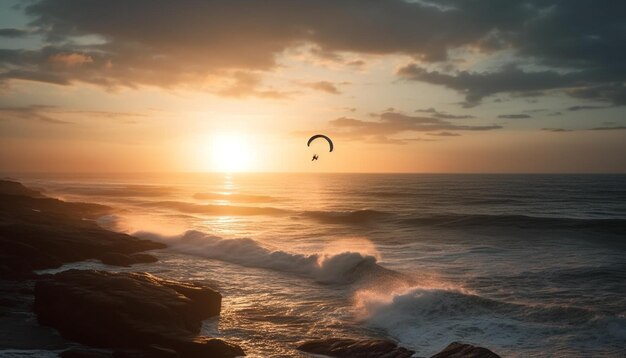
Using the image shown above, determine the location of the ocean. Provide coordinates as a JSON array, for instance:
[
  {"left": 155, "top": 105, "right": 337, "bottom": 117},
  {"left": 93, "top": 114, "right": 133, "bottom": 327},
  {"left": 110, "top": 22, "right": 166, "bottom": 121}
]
[{"left": 17, "top": 173, "right": 626, "bottom": 357}]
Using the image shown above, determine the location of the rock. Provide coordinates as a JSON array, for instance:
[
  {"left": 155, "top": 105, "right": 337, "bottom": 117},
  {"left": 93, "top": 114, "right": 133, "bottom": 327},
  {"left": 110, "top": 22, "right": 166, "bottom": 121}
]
[
  {"left": 143, "top": 345, "right": 180, "bottom": 358},
  {"left": 60, "top": 348, "right": 113, "bottom": 358},
  {"left": 98, "top": 253, "right": 159, "bottom": 267},
  {"left": 297, "top": 338, "right": 414, "bottom": 358},
  {"left": 0, "top": 179, "right": 43, "bottom": 197},
  {"left": 130, "top": 253, "right": 159, "bottom": 264},
  {"left": 430, "top": 342, "right": 501, "bottom": 358},
  {"left": 35, "top": 269, "right": 243, "bottom": 357},
  {"left": 0, "top": 181, "right": 166, "bottom": 278}
]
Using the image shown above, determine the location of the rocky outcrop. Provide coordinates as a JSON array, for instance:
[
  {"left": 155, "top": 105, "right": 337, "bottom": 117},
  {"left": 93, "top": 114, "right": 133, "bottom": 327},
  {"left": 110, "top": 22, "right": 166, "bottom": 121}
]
[
  {"left": 430, "top": 342, "right": 501, "bottom": 358},
  {"left": 297, "top": 338, "right": 415, "bottom": 358},
  {"left": 98, "top": 253, "right": 159, "bottom": 267},
  {"left": 0, "top": 179, "right": 44, "bottom": 197},
  {"left": 35, "top": 269, "right": 244, "bottom": 357},
  {"left": 0, "top": 180, "right": 165, "bottom": 278},
  {"left": 297, "top": 339, "right": 502, "bottom": 358}
]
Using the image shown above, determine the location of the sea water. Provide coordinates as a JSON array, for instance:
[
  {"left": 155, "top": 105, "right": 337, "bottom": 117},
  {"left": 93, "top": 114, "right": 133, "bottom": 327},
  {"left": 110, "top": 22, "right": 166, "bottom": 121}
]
[{"left": 17, "top": 173, "right": 626, "bottom": 357}]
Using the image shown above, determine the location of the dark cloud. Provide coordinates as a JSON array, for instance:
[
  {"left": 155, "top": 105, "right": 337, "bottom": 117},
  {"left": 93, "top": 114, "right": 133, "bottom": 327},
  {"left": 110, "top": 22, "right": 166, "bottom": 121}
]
[
  {"left": 0, "top": 0, "right": 622, "bottom": 107},
  {"left": 567, "top": 105, "right": 609, "bottom": 111},
  {"left": 415, "top": 107, "right": 474, "bottom": 119},
  {"left": 426, "top": 131, "right": 461, "bottom": 136},
  {"left": 397, "top": 0, "right": 626, "bottom": 106},
  {"left": 588, "top": 126, "right": 626, "bottom": 131},
  {"left": 567, "top": 84, "right": 626, "bottom": 106},
  {"left": 498, "top": 114, "right": 531, "bottom": 119},
  {"left": 542, "top": 128, "right": 572, "bottom": 132},
  {"left": 327, "top": 111, "right": 500, "bottom": 142},
  {"left": 0, "top": 0, "right": 513, "bottom": 92},
  {"left": 0, "top": 28, "right": 30, "bottom": 37},
  {"left": 398, "top": 63, "right": 588, "bottom": 107}
]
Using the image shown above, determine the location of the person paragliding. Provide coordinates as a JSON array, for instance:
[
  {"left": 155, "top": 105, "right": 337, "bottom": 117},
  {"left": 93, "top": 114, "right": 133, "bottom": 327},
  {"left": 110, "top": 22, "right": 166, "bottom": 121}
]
[{"left": 307, "top": 134, "right": 333, "bottom": 161}]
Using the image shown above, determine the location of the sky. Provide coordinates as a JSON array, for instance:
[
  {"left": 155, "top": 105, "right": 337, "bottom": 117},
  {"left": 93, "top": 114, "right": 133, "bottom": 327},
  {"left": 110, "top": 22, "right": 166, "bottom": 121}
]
[{"left": 0, "top": 0, "right": 625, "bottom": 173}]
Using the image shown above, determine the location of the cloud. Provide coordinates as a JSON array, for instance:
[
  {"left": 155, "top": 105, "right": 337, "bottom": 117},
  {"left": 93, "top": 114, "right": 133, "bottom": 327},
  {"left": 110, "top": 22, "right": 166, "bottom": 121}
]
[
  {"left": 48, "top": 53, "right": 94, "bottom": 67},
  {"left": 588, "top": 126, "right": 626, "bottom": 131},
  {"left": 0, "top": 0, "right": 622, "bottom": 108},
  {"left": 415, "top": 107, "right": 474, "bottom": 119},
  {"left": 299, "top": 80, "right": 342, "bottom": 94},
  {"left": 567, "top": 84, "right": 626, "bottom": 106},
  {"left": 326, "top": 111, "right": 500, "bottom": 143},
  {"left": 427, "top": 131, "right": 461, "bottom": 137},
  {"left": 394, "top": 1, "right": 626, "bottom": 107},
  {"left": 567, "top": 105, "right": 609, "bottom": 111},
  {"left": 0, "top": 0, "right": 510, "bottom": 92},
  {"left": 0, "top": 28, "right": 30, "bottom": 38},
  {"left": 0, "top": 104, "right": 148, "bottom": 124},
  {"left": 0, "top": 105, "right": 69, "bottom": 124},
  {"left": 398, "top": 63, "right": 587, "bottom": 107},
  {"left": 215, "top": 71, "right": 291, "bottom": 99},
  {"left": 542, "top": 128, "right": 572, "bottom": 132},
  {"left": 498, "top": 114, "right": 531, "bottom": 119},
  {"left": 364, "top": 135, "right": 439, "bottom": 145}
]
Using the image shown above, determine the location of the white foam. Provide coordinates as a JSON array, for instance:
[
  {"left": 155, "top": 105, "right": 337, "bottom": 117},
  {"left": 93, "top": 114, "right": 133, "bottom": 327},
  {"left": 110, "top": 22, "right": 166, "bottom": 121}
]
[
  {"left": 355, "top": 285, "right": 626, "bottom": 357},
  {"left": 135, "top": 230, "right": 379, "bottom": 283}
]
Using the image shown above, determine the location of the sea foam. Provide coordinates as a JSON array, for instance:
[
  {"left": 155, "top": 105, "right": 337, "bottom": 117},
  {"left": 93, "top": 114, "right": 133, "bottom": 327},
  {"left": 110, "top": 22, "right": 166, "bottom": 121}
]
[{"left": 135, "top": 230, "right": 384, "bottom": 284}]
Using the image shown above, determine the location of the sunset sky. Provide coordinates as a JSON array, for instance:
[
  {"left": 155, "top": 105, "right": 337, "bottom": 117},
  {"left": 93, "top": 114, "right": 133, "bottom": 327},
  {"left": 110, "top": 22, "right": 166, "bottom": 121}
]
[{"left": 1, "top": 0, "right": 625, "bottom": 173}]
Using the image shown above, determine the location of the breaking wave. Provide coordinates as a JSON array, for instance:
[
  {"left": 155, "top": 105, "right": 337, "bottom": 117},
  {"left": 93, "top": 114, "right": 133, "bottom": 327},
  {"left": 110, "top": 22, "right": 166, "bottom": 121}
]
[
  {"left": 135, "top": 230, "right": 399, "bottom": 284},
  {"left": 356, "top": 286, "right": 626, "bottom": 356}
]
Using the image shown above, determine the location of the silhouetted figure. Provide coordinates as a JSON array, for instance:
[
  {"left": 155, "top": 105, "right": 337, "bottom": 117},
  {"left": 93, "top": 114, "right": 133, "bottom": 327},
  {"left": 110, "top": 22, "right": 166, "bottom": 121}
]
[{"left": 312, "top": 154, "right": 319, "bottom": 161}]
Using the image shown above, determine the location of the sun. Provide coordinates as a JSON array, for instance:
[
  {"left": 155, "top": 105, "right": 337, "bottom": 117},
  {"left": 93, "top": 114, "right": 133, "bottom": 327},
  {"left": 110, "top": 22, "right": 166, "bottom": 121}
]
[{"left": 211, "top": 133, "right": 253, "bottom": 172}]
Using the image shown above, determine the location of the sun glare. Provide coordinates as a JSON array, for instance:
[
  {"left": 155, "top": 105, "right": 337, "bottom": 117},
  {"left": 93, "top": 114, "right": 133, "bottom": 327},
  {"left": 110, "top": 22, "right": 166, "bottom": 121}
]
[{"left": 211, "top": 133, "right": 252, "bottom": 172}]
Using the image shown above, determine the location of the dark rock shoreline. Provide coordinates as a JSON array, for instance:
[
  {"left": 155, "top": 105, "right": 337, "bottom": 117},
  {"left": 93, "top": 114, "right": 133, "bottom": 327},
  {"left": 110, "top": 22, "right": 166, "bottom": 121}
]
[
  {"left": 0, "top": 180, "right": 244, "bottom": 357},
  {"left": 0, "top": 179, "right": 501, "bottom": 357},
  {"left": 35, "top": 269, "right": 243, "bottom": 357},
  {"left": 0, "top": 181, "right": 164, "bottom": 279},
  {"left": 296, "top": 338, "right": 501, "bottom": 358}
]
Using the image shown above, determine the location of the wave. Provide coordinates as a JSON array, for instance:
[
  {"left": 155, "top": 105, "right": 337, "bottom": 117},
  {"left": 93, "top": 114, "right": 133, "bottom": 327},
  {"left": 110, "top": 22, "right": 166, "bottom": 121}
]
[
  {"left": 399, "top": 213, "right": 626, "bottom": 233},
  {"left": 135, "top": 230, "right": 400, "bottom": 284},
  {"left": 143, "top": 201, "right": 391, "bottom": 225},
  {"left": 356, "top": 286, "right": 625, "bottom": 356},
  {"left": 193, "top": 192, "right": 275, "bottom": 203},
  {"left": 301, "top": 209, "right": 391, "bottom": 225},
  {"left": 54, "top": 185, "right": 175, "bottom": 197},
  {"left": 143, "top": 201, "right": 287, "bottom": 216}
]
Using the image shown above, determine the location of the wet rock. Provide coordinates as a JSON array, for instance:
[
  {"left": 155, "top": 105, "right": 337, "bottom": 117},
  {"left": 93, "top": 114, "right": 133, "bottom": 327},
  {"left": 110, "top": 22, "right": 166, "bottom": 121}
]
[
  {"left": 430, "top": 342, "right": 501, "bottom": 358},
  {"left": 98, "top": 253, "right": 159, "bottom": 267},
  {"left": 35, "top": 270, "right": 243, "bottom": 358},
  {"left": 0, "top": 180, "right": 165, "bottom": 279},
  {"left": 297, "top": 338, "right": 414, "bottom": 358},
  {"left": 0, "top": 179, "right": 43, "bottom": 197},
  {"left": 60, "top": 348, "right": 113, "bottom": 358}
]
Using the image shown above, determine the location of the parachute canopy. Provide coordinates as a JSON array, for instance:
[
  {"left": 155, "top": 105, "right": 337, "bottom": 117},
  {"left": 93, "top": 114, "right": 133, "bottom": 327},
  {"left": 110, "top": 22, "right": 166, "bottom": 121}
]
[{"left": 307, "top": 134, "right": 333, "bottom": 152}]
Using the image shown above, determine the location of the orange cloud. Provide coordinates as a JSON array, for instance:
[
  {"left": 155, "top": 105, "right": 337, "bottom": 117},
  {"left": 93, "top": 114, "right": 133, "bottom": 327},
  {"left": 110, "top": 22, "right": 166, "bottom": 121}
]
[{"left": 49, "top": 53, "right": 94, "bottom": 67}]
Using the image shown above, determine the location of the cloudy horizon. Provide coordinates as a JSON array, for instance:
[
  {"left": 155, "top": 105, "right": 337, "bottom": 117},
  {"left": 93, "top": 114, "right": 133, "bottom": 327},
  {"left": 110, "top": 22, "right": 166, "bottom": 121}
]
[{"left": 1, "top": 0, "right": 625, "bottom": 173}]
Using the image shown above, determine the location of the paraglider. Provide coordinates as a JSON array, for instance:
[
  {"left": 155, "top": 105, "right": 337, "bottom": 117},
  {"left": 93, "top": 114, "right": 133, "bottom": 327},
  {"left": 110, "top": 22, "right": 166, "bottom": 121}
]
[{"left": 307, "top": 134, "right": 333, "bottom": 161}]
